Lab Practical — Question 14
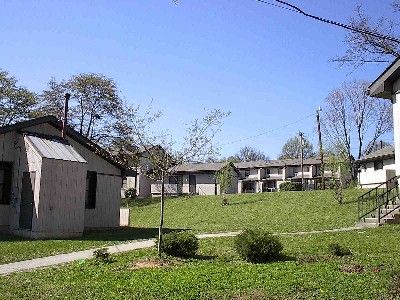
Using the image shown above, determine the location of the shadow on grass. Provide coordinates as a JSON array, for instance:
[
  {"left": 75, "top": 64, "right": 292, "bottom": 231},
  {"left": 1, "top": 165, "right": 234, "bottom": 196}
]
[{"left": 0, "top": 227, "right": 189, "bottom": 243}]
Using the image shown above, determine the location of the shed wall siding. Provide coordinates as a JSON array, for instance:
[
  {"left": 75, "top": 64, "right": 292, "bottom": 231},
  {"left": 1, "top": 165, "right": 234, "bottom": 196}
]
[
  {"left": 84, "top": 174, "right": 121, "bottom": 228},
  {"left": 34, "top": 158, "right": 86, "bottom": 236},
  {"left": 0, "top": 205, "right": 9, "bottom": 227}
]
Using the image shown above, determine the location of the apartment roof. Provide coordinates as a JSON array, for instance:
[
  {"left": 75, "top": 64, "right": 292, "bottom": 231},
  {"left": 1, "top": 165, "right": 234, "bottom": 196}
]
[
  {"left": 368, "top": 57, "right": 400, "bottom": 99},
  {"left": 171, "top": 156, "right": 323, "bottom": 173},
  {"left": 173, "top": 162, "right": 226, "bottom": 173},
  {"left": 356, "top": 146, "right": 395, "bottom": 163},
  {"left": 234, "top": 160, "right": 269, "bottom": 169}
]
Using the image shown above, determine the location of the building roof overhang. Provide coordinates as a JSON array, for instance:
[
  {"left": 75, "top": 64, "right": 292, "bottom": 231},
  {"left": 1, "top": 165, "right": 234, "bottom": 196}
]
[{"left": 369, "top": 57, "right": 400, "bottom": 99}]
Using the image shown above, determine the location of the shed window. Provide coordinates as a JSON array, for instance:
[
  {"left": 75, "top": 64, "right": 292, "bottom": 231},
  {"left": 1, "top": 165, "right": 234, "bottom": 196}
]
[
  {"left": 374, "top": 161, "right": 383, "bottom": 170},
  {"left": 0, "top": 162, "right": 12, "bottom": 205},
  {"left": 85, "top": 171, "right": 97, "bottom": 209}
]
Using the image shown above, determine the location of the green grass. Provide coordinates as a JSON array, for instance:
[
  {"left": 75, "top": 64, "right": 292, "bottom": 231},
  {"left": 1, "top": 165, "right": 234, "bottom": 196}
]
[
  {"left": 0, "top": 227, "right": 164, "bottom": 264},
  {"left": 130, "top": 189, "right": 364, "bottom": 233},
  {"left": 0, "top": 189, "right": 363, "bottom": 264},
  {"left": 1, "top": 225, "right": 400, "bottom": 299}
]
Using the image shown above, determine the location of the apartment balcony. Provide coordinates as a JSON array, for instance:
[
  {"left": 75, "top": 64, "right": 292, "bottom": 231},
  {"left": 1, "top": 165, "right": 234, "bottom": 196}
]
[
  {"left": 151, "top": 183, "right": 179, "bottom": 195},
  {"left": 265, "top": 174, "right": 284, "bottom": 180}
]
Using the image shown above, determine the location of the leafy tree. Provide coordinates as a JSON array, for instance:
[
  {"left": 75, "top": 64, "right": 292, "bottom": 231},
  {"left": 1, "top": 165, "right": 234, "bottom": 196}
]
[
  {"left": 0, "top": 69, "right": 38, "bottom": 126},
  {"left": 279, "top": 135, "right": 314, "bottom": 159},
  {"left": 322, "top": 80, "right": 392, "bottom": 178},
  {"left": 215, "top": 162, "right": 236, "bottom": 195},
  {"left": 234, "top": 146, "right": 269, "bottom": 162},
  {"left": 39, "top": 73, "right": 122, "bottom": 145}
]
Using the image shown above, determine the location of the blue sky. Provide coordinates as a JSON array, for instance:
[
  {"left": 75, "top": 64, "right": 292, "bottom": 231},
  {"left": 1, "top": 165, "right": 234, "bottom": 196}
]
[{"left": 0, "top": 0, "right": 395, "bottom": 159}]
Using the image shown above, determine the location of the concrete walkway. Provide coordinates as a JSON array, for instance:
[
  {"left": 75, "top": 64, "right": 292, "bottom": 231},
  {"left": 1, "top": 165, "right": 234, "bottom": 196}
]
[{"left": 0, "top": 226, "right": 363, "bottom": 275}]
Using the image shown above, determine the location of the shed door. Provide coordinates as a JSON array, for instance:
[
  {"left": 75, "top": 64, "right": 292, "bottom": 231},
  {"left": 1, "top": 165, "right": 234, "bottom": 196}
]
[
  {"left": 19, "top": 172, "right": 35, "bottom": 230},
  {"left": 189, "top": 175, "right": 196, "bottom": 194}
]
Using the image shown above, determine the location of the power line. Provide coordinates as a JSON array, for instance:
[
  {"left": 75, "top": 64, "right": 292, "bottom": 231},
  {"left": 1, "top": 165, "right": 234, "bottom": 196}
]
[
  {"left": 221, "top": 113, "right": 314, "bottom": 146},
  {"left": 254, "top": 0, "right": 400, "bottom": 44}
]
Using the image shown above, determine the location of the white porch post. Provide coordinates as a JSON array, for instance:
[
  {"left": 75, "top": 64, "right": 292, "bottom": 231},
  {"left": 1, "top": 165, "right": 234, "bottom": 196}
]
[{"left": 393, "top": 79, "right": 400, "bottom": 176}]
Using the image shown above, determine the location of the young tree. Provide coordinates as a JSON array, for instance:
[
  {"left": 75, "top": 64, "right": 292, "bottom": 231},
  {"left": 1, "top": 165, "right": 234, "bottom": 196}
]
[
  {"left": 233, "top": 146, "right": 269, "bottom": 162},
  {"left": 0, "top": 69, "right": 38, "bottom": 126},
  {"left": 322, "top": 80, "right": 392, "bottom": 178},
  {"left": 279, "top": 135, "right": 314, "bottom": 159},
  {"left": 124, "top": 105, "right": 230, "bottom": 257},
  {"left": 215, "top": 162, "right": 237, "bottom": 205}
]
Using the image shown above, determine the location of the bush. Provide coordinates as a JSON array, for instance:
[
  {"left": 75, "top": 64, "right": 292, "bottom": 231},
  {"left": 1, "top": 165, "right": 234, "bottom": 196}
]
[
  {"left": 234, "top": 229, "right": 283, "bottom": 263},
  {"left": 328, "top": 243, "right": 352, "bottom": 257},
  {"left": 161, "top": 231, "right": 199, "bottom": 258},
  {"left": 93, "top": 248, "right": 112, "bottom": 264},
  {"left": 124, "top": 188, "right": 136, "bottom": 199},
  {"left": 279, "top": 181, "right": 302, "bottom": 191}
]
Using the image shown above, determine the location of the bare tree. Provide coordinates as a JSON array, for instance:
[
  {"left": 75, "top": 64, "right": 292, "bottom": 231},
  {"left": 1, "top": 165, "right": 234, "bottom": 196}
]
[
  {"left": 322, "top": 80, "right": 392, "bottom": 178},
  {"left": 279, "top": 135, "right": 314, "bottom": 159},
  {"left": 123, "top": 104, "right": 230, "bottom": 257},
  {"left": 334, "top": 3, "right": 400, "bottom": 67}
]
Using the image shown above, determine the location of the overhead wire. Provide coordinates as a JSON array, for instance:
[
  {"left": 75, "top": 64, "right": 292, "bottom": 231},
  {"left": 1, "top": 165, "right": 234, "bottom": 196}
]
[
  {"left": 221, "top": 113, "right": 315, "bottom": 146},
  {"left": 254, "top": 0, "right": 400, "bottom": 44}
]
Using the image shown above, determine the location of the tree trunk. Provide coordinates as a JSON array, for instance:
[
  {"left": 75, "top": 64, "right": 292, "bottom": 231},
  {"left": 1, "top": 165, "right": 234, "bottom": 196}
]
[{"left": 157, "top": 173, "right": 165, "bottom": 258}]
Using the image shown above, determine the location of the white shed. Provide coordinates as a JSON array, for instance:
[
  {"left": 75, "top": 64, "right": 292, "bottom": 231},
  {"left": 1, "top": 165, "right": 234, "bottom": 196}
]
[{"left": 0, "top": 116, "right": 133, "bottom": 239}]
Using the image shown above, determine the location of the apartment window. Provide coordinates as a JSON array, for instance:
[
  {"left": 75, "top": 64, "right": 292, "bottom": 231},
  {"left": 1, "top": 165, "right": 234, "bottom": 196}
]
[
  {"left": 85, "top": 171, "right": 97, "bottom": 209},
  {"left": 303, "top": 166, "right": 310, "bottom": 172},
  {"left": 374, "top": 160, "right": 383, "bottom": 170},
  {"left": 266, "top": 169, "right": 271, "bottom": 175},
  {"left": 244, "top": 170, "right": 250, "bottom": 177},
  {"left": 0, "top": 162, "right": 12, "bottom": 205},
  {"left": 169, "top": 176, "right": 178, "bottom": 184},
  {"left": 278, "top": 168, "right": 283, "bottom": 175}
]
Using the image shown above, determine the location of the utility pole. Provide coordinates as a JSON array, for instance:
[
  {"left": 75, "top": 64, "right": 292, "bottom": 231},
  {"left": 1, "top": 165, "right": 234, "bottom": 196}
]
[
  {"left": 316, "top": 107, "right": 325, "bottom": 189},
  {"left": 299, "top": 131, "right": 304, "bottom": 190}
]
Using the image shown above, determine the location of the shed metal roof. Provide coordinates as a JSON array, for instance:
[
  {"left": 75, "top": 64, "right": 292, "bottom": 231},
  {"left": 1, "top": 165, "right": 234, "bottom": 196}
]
[{"left": 24, "top": 134, "right": 87, "bottom": 163}]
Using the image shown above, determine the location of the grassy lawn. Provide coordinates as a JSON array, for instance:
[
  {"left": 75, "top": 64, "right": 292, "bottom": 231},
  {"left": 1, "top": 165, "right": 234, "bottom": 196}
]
[
  {"left": 129, "top": 189, "right": 364, "bottom": 233},
  {"left": 0, "top": 227, "right": 163, "bottom": 264},
  {"left": 1, "top": 225, "right": 399, "bottom": 299},
  {"left": 0, "top": 189, "right": 363, "bottom": 265}
]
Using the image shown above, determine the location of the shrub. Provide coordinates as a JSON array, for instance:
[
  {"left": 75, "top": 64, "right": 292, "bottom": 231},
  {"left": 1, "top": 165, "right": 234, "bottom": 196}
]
[
  {"left": 124, "top": 188, "right": 136, "bottom": 199},
  {"left": 279, "top": 181, "right": 302, "bottom": 191},
  {"left": 161, "top": 231, "right": 199, "bottom": 258},
  {"left": 93, "top": 248, "right": 112, "bottom": 264},
  {"left": 328, "top": 243, "right": 352, "bottom": 257},
  {"left": 234, "top": 229, "right": 283, "bottom": 263}
]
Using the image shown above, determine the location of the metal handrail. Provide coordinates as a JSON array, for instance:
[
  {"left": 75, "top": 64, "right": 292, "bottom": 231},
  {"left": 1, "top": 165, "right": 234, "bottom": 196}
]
[{"left": 358, "top": 175, "right": 399, "bottom": 221}]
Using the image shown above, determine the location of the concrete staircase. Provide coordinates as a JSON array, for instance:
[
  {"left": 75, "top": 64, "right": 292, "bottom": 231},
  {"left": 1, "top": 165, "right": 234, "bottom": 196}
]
[
  {"left": 362, "top": 203, "right": 400, "bottom": 227},
  {"left": 358, "top": 176, "right": 400, "bottom": 227}
]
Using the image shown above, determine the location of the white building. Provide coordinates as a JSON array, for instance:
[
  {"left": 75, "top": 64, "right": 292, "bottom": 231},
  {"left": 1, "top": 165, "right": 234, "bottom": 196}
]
[{"left": 356, "top": 146, "right": 396, "bottom": 189}]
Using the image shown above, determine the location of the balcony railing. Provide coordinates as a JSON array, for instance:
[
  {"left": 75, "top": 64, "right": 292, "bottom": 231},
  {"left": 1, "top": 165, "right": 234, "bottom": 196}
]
[{"left": 151, "top": 183, "right": 178, "bottom": 195}]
